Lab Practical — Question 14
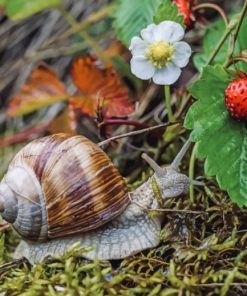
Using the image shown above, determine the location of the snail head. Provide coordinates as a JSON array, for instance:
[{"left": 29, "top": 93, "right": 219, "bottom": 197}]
[{"left": 142, "top": 141, "right": 204, "bottom": 198}]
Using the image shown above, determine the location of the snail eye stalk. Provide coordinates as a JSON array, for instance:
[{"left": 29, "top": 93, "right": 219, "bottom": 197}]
[
  {"left": 170, "top": 140, "right": 191, "bottom": 171},
  {"left": 142, "top": 153, "right": 167, "bottom": 176}
]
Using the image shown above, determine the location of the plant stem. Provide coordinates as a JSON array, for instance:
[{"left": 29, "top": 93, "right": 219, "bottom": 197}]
[
  {"left": 98, "top": 119, "right": 149, "bottom": 129},
  {"left": 224, "top": 1, "right": 247, "bottom": 67},
  {"left": 58, "top": 7, "right": 110, "bottom": 65},
  {"left": 164, "top": 85, "right": 175, "bottom": 122},
  {"left": 189, "top": 143, "right": 197, "bottom": 204},
  {"left": 193, "top": 3, "right": 228, "bottom": 25},
  {"left": 175, "top": 92, "right": 192, "bottom": 119},
  {"left": 205, "top": 27, "right": 232, "bottom": 66},
  {"left": 233, "top": 1, "right": 247, "bottom": 46},
  {"left": 98, "top": 122, "right": 180, "bottom": 147},
  {"left": 225, "top": 56, "right": 247, "bottom": 68}
]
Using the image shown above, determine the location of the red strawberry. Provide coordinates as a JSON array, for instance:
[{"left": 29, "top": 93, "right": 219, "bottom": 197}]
[
  {"left": 225, "top": 75, "right": 247, "bottom": 120},
  {"left": 172, "top": 0, "right": 197, "bottom": 28}
]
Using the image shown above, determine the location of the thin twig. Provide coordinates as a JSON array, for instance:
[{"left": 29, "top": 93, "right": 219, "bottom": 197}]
[
  {"left": 98, "top": 122, "right": 180, "bottom": 147},
  {"left": 128, "top": 193, "right": 206, "bottom": 215},
  {"left": 98, "top": 119, "right": 149, "bottom": 129},
  {"left": 148, "top": 208, "right": 206, "bottom": 214},
  {"left": 193, "top": 3, "right": 229, "bottom": 25},
  {"left": 0, "top": 258, "right": 28, "bottom": 272},
  {"left": 225, "top": 56, "right": 247, "bottom": 68},
  {"left": 192, "top": 283, "right": 247, "bottom": 287},
  {"left": 134, "top": 84, "right": 160, "bottom": 118}
]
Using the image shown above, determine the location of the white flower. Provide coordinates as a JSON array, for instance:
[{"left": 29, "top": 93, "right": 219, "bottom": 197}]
[{"left": 129, "top": 21, "right": 192, "bottom": 85}]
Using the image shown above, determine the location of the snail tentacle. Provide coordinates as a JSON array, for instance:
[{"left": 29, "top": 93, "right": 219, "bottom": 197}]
[
  {"left": 170, "top": 140, "right": 191, "bottom": 171},
  {"left": 142, "top": 153, "right": 167, "bottom": 176}
]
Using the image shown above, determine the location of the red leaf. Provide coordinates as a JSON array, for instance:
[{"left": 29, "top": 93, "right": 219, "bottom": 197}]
[
  {"left": 70, "top": 55, "right": 134, "bottom": 118},
  {"left": 7, "top": 65, "right": 69, "bottom": 117}
]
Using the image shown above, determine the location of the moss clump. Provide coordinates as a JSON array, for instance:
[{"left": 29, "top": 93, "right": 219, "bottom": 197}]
[{"left": 1, "top": 183, "right": 247, "bottom": 295}]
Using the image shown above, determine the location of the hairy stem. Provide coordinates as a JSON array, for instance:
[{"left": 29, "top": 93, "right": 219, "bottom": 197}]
[
  {"left": 189, "top": 143, "right": 197, "bottom": 203},
  {"left": 164, "top": 85, "right": 175, "bottom": 122},
  {"left": 205, "top": 28, "right": 232, "bottom": 66},
  {"left": 193, "top": 3, "right": 228, "bottom": 25},
  {"left": 224, "top": 1, "right": 247, "bottom": 67},
  {"left": 233, "top": 1, "right": 247, "bottom": 47},
  {"left": 225, "top": 56, "right": 247, "bottom": 68}
]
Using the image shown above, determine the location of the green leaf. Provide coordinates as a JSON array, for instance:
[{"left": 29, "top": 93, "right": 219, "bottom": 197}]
[
  {"left": 113, "top": 0, "right": 185, "bottom": 46},
  {"left": 185, "top": 65, "right": 247, "bottom": 206},
  {"left": 112, "top": 0, "right": 162, "bottom": 47},
  {"left": 193, "top": 15, "right": 247, "bottom": 73},
  {"left": 153, "top": 0, "right": 184, "bottom": 27},
  {"left": 6, "top": 0, "right": 62, "bottom": 21}
]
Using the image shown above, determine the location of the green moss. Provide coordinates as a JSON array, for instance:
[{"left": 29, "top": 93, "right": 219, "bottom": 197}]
[{"left": 1, "top": 185, "right": 247, "bottom": 295}]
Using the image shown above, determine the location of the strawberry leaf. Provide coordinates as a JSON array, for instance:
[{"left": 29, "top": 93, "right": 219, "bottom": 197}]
[
  {"left": 112, "top": 0, "right": 162, "bottom": 47},
  {"left": 153, "top": 0, "right": 185, "bottom": 27},
  {"left": 185, "top": 65, "right": 247, "bottom": 206}
]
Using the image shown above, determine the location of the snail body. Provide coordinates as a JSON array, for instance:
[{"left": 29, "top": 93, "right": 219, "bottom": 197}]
[{"left": 0, "top": 134, "right": 194, "bottom": 264}]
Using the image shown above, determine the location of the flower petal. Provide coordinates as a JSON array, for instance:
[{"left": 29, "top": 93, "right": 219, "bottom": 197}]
[
  {"left": 156, "top": 21, "right": 185, "bottom": 43},
  {"left": 152, "top": 63, "right": 181, "bottom": 85},
  {"left": 173, "top": 41, "right": 192, "bottom": 67},
  {"left": 141, "top": 24, "right": 157, "bottom": 43},
  {"left": 130, "top": 56, "right": 155, "bottom": 80},
  {"left": 129, "top": 36, "right": 147, "bottom": 56}
]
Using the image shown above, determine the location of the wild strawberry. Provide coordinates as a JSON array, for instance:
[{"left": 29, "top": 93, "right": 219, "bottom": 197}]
[
  {"left": 172, "top": 0, "right": 197, "bottom": 29},
  {"left": 225, "top": 75, "right": 247, "bottom": 120}
]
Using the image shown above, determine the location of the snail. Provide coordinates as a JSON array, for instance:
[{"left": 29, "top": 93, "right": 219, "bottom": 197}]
[{"left": 0, "top": 134, "right": 201, "bottom": 264}]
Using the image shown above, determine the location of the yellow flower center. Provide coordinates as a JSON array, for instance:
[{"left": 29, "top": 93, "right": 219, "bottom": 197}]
[{"left": 145, "top": 41, "right": 175, "bottom": 68}]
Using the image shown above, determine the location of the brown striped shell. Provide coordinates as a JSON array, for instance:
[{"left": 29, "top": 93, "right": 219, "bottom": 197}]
[{"left": 0, "top": 134, "right": 129, "bottom": 241}]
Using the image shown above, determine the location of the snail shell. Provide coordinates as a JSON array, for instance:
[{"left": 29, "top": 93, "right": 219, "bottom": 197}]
[{"left": 0, "top": 134, "right": 129, "bottom": 242}]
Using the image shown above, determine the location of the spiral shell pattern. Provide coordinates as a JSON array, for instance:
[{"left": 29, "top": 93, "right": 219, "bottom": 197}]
[{"left": 1, "top": 134, "right": 129, "bottom": 241}]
